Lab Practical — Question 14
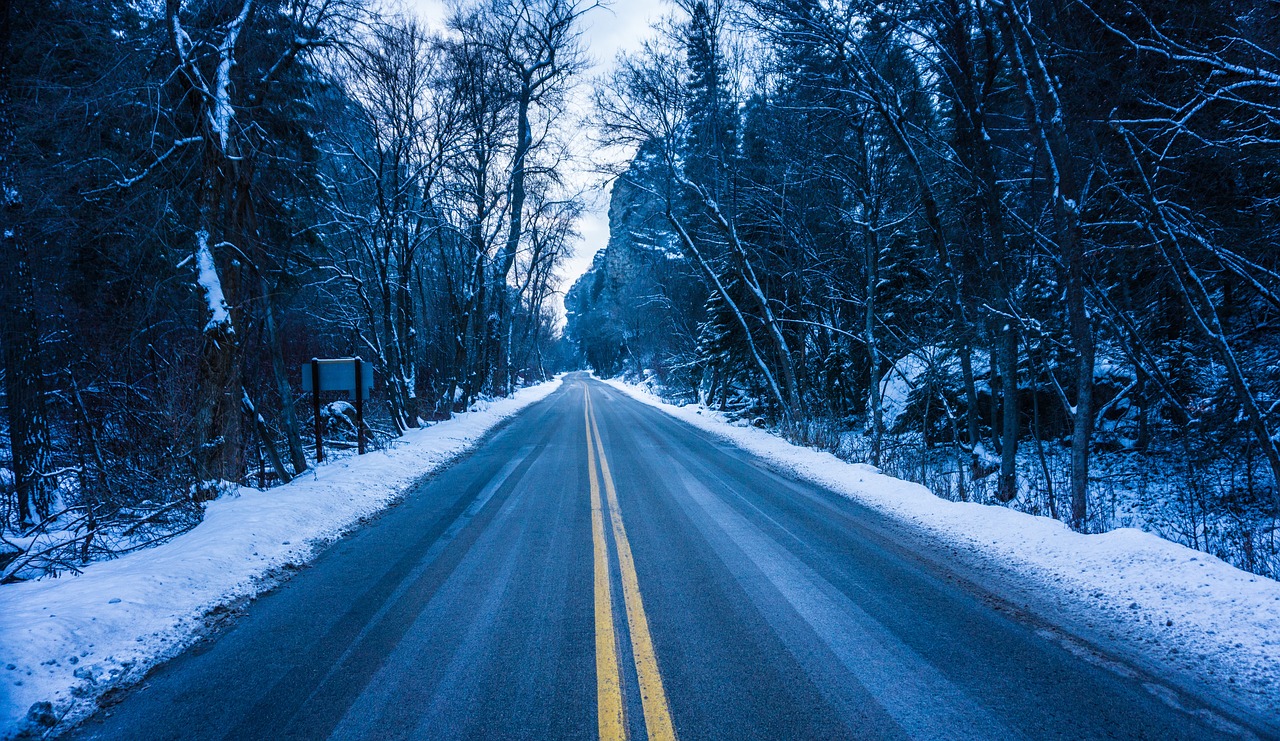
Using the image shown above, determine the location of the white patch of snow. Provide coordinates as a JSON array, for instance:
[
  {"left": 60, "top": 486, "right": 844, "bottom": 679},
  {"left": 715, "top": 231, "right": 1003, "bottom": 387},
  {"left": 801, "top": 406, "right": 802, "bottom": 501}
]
[
  {"left": 878, "top": 346, "right": 940, "bottom": 430},
  {"left": 194, "top": 231, "right": 233, "bottom": 334},
  {"left": 877, "top": 346, "right": 989, "bottom": 431},
  {"left": 0, "top": 379, "right": 561, "bottom": 735},
  {"left": 606, "top": 377, "right": 1280, "bottom": 722}
]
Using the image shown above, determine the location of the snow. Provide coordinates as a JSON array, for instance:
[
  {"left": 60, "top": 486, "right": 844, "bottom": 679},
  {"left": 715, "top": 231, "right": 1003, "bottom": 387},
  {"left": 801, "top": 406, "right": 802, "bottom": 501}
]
[
  {"left": 876, "top": 346, "right": 990, "bottom": 431},
  {"left": 0, "top": 379, "right": 560, "bottom": 736},
  {"left": 194, "top": 231, "right": 232, "bottom": 334},
  {"left": 878, "top": 346, "right": 940, "bottom": 431},
  {"left": 605, "top": 377, "right": 1280, "bottom": 721},
  {"left": 209, "top": 0, "right": 251, "bottom": 153}
]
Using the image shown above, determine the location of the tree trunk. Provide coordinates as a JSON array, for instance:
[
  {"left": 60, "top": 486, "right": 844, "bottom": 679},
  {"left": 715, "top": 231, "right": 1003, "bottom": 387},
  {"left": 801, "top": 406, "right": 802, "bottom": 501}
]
[
  {"left": 380, "top": 268, "right": 410, "bottom": 433},
  {"left": 191, "top": 151, "right": 245, "bottom": 500},
  {"left": 865, "top": 257, "right": 883, "bottom": 467},
  {"left": 996, "top": 0, "right": 1093, "bottom": 528},
  {"left": 458, "top": 229, "right": 487, "bottom": 410},
  {"left": 1, "top": 0, "right": 53, "bottom": 526},
  {"left": 0, "top": 228, "right": 53, "bottom": 527},
  {"left": 857, "top": 162, "right": 884, "bottom": 467},
  {"left": 261, "top": 279, "right": 308, "bottom": 475},
  {"left": 1067, "top": 249, "right": 1095, "bottom": 530},
  {"left": 167, "top": 0, "right": 250, "bottom": 502},
  {"left": 957, "top": 0, "right": 1021, "bottom": 500},
  {"left": 997, "top": 323, "right": 1019, "bottom": 502},
  {"left": 243, "top": 387, "right": 291, "bottom": 485},
  {"left": 491, "top": 89, "right": 533, "bottom": 396},
  {"left": 395, "top": 248, "right": 418, "bottom": 428},
  {"left": 1028, "top": 336, "right": 1057, "bottom": 519},
  {"left": 192, "top": 224, "right": 244, "bottom": 501}
]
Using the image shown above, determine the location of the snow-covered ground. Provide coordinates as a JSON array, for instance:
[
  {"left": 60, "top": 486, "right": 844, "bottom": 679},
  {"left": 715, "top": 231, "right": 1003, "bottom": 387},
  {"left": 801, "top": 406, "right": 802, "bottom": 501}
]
[
  {"left": 605, "top": 377, "right": 1280, "bottom": 725},
  {"left": 0, "top": 380, "right": 561, "bottom": 737}
]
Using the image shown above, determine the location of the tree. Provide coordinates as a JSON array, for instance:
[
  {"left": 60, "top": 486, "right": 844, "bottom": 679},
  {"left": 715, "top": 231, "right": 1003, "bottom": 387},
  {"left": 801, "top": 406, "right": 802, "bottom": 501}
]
[
  {"left": 324, "top": 16, "right": 458, "bottom": 433},
  {"left": 484, "top": 0, "right": 593, "bottom": 394},
  {"left": 162, "top": 0, "right": 353, "bottom": 499},
  {"left": 1, "top": 0, "right": 53, "bottom": 527}
]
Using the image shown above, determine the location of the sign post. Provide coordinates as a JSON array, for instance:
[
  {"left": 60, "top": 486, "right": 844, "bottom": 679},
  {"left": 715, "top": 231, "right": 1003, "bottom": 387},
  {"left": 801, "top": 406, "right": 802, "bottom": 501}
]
[
  {"left": 311, "top": 358, "right": 323, "bottom": 462},
  {"left": 354, "top": 358, "right": 365, "bottom": 455},
  {"left": 302, "top": 357, "right": 374, "bottom": 460}
]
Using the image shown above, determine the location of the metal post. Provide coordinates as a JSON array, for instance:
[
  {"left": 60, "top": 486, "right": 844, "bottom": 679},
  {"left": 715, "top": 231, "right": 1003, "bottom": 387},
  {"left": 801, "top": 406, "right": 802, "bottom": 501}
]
[
  {"left": 311, "top": 358, "right": 324, "bottom": 463},
  {"left": 354, "top": 358, "right": 365, "bottom": 455},
  {"left": 257, "top": 427, "right": 266, "bottom": 489}
]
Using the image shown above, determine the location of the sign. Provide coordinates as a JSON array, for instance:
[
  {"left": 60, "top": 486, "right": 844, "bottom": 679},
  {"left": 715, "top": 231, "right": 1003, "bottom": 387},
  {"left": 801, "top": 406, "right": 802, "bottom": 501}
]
[
  {"left": 302, "top": 358, "right": 373, "bottom": 400},
  {"left": 302, "top": 357, "right": 373, "bottom": 459}
]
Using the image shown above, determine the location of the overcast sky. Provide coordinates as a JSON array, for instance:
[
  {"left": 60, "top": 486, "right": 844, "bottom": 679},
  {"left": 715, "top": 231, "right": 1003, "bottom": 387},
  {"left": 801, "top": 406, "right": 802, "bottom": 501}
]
[{"left": 403, "top": 0, "right": 669, "bottom": 313}]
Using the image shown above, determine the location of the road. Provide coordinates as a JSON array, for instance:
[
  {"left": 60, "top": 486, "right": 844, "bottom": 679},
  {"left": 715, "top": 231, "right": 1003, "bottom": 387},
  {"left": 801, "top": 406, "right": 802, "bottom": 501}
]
[{"left": 73, "top": 374, "right": 1263, "bottom": 740}]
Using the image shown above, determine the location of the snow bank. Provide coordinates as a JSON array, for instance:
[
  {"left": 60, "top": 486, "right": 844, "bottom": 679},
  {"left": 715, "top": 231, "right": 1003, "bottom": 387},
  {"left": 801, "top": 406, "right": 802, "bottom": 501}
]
[
  {"left": 605, "top": 378, "right": 1280, "bottom": 720},
  {"left": 0, "top": 379, "right": 561, "bottom": 736}
]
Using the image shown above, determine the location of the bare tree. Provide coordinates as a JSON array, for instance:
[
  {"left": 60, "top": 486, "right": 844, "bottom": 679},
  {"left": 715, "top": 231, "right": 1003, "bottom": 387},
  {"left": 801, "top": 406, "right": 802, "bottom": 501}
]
[
  {"left": 324, "top": 16, "right": 459, "bottom": 432},
  {"left": 991, "top": 0, "right": 1095, "bottom": 529},
  {"left": 483, "top": 0, "right": 594, "bottom": 393},
  {"left": 594, "top": 35, "right": 800, "bottom": 424}
]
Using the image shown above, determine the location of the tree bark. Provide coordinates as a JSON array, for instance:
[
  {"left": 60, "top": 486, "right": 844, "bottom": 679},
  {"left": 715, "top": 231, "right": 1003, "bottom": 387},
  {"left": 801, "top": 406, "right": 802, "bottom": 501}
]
[
  {"left": 491, "top": 88, "right": 533, "bottom": 395},
  {"left": 0, "top": 228, "right": 53, "bottom": 527},
  {"left": 997, "top": 323, "right": 1019, "bottom": 501},
  {"left": 996, "top": 0, "right": 1093, "bottom": 528},
  {"left": 1, "top": 0, "right": 53, "bottom": 526},
  {"left": 166, "top": 0, "right": 250, "bottom": 501},
  {"left": 191, "top": 223, "right": 244, "bottom": 500},
  {"left": 260, "top": 281, "right": 308, "bottom": 474},
  {"left": 243, "top": 387, "right": 291, "bottom": 485},
  {"left": 944, "top": 0, "right": 1020, "bottom": 501},
  {"left": 854, "top": 129, "right": 884, "bottom": 466}
]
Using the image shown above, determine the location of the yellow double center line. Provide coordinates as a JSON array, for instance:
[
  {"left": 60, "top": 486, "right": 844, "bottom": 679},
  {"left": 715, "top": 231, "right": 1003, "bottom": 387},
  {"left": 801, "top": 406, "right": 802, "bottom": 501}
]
[{"left": 585, "top": 387, "right": 676, "bottom": 741}]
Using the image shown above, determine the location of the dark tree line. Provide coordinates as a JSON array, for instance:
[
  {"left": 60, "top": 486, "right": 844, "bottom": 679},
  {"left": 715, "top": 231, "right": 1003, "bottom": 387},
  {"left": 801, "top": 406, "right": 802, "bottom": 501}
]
[
  {"left": 570, "top": 0, "right": 1280, "bottom": 574},
  {"left": 0, "top": 0, "right": 588, "bottom": 578}
]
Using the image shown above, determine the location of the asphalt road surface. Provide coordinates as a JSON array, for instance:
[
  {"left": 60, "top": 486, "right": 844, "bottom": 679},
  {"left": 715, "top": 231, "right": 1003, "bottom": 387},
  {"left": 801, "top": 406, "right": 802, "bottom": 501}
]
[{"left": 72, "top": 374, "right": 1269, "bottom": 740}]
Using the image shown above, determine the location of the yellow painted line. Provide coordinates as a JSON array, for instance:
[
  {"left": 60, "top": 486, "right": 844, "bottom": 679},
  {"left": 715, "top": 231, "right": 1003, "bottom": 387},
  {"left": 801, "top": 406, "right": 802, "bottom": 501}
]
[
  {"left": 586, "top": 388, "right": 627, "bottom": 741},
  {"left": 589, "top": 395, "right": 678, "bottom": 741}
]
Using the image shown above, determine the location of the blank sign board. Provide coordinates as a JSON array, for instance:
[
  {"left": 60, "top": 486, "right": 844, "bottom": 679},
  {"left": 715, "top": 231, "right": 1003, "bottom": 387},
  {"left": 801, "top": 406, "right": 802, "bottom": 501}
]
[{"left": 302, "top": 358, "right": 373, "bottom": 400}]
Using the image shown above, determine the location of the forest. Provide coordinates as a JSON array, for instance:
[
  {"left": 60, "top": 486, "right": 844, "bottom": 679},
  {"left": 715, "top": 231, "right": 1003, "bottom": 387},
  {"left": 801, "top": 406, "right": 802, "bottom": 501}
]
[
  {"left": 0, "top": 0, "right": 588, "bottom": 579},
  {"left": 567, "top": 0, "right": 1280, "bottom": 576},
  {"left": 2, "top": 0, "right": 1279, "bottom": 583}
]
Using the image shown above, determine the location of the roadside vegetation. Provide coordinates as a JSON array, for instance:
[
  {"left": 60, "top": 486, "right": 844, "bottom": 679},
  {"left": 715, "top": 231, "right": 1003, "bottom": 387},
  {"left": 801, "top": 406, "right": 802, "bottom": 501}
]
[
  {"left": 0, "top": 0, "right": 589, "bottom": 580},
  {"left": 568, "top": 0, "right": 1280, "bottom": 577}
]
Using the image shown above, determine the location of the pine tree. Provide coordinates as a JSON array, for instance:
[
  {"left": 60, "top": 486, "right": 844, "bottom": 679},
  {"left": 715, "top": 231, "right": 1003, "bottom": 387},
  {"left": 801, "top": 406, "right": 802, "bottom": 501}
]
[{"left": 683, "top": 0, "right": 737, "bottom": 200}]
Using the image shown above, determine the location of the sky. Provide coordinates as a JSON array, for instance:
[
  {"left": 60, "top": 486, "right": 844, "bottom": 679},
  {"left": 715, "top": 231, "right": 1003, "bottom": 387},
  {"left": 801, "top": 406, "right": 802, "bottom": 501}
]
[{"left": 404, "top": 0, "right": 669, "bottom": 309}]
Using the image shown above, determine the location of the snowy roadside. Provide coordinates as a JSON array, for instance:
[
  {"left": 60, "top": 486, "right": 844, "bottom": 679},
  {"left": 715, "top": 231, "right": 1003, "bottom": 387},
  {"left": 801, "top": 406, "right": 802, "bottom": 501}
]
[
  {"left": 0, "top": 379, "right": 562, "bottom": 737},
  {"left": 604, "top": 378, "right": 1280, "bottom": 724}
]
